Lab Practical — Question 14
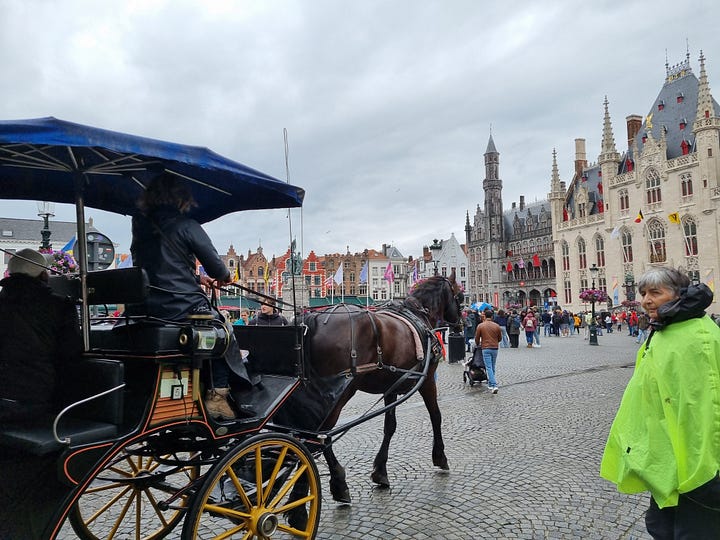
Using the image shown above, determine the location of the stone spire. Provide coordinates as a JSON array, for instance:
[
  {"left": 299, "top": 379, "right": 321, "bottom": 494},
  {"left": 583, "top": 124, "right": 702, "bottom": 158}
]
[
  {"left": 550, "top": 148, "right": 561, "bottom": 191},
  {"left": 695, "top": 51, "right": 717, "bottom": 123},
  {"left": 599, "top": 96, "right": 620, "bottom": 165}
]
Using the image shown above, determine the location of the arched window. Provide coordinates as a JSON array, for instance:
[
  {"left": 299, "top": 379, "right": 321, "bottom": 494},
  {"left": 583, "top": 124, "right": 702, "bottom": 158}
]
[
  {"left": 683, "top": 217, "right": 698, "bottom": 256},
  {"left": 681, "top": 173, "right": 693, "bottom": 199},
  {"left": 595, "top": 235, "right": 605, "bottom": 267},
  {"left": 647, "top": 219, "right": 667, "bottom": 263},
  {"left": 561, "top": 241, "right": 570, "bottom": 271},
  {"left": 618, "top": 189, "right": 630, "bottom": 211},
  {"left": 646, "top": 169, "right": 662, "bottom": 204},
  {"left": 621, "top": 230, "right": 633, "bottom": 263},
  {"left": 577, "top": 238, "right": 587, "bottom": 270}
]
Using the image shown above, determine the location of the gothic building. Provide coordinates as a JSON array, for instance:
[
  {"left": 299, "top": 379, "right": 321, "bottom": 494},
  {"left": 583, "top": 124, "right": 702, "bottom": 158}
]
[
  {"left": 551, "top": 52, "right": 720, "bottom": 313},
  {"left": 465, "top": 135, "right": 557, "bottom": 309}
]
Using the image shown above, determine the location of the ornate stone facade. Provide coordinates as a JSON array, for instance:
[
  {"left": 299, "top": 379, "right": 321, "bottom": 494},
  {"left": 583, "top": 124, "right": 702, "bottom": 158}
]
[{"left": 552, "top": 52, "right": 720, "bottom": 313}]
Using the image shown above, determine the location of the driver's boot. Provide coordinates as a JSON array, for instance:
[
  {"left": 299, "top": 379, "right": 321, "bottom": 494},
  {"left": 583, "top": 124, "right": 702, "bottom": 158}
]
[{"left": 205, "top": 387, "right": 236, "bottom": 420}]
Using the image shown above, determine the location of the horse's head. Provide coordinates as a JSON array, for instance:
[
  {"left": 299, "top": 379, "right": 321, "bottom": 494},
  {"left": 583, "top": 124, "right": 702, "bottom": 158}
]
[{"left": 407, "top": 270, "right": 464, "bottom": 329}]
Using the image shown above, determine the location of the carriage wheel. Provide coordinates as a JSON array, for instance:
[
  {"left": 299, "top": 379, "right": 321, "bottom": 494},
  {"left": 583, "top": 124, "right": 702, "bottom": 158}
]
[
  {"left": 182, "top": 433, "right": 321, "bottom": 539},
  {"left": 68, "top": 440, "right": 201, "bottom": 540}
]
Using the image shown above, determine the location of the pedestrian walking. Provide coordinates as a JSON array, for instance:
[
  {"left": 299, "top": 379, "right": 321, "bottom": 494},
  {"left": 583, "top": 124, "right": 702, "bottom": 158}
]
[
  {"left": 495, "top": 309, "right": 510, "bottom": 348},
  {"left": 474, "top": 310, "right": 502, "bottom": 394},
  {"left": 600, "top": 266, "right": 720, "bottom": 538},
  {"left": 636, "top": 312, "right": 650, "bottom": 343},
  {"left": 507, "top": 310, "right": 521, "bottom": 348},
  {"left": 522, "top": 311, "right": 538, "bottom": 348}
]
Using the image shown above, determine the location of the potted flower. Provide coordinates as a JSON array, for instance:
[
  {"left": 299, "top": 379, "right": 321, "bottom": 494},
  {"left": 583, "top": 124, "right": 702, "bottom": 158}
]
[
  {"left": 579, "top": 288, "right": 609, "bottom": 304},
  {"left": 40, "top": 249, "right": 78, "bottom": 275}
]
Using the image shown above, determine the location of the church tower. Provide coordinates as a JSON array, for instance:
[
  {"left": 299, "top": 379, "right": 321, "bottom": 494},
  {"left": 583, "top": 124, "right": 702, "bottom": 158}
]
[
  {"left": 483, "top": 133, "right": 503, "bottom": 242},
  {"left": 693, "top": 51, "right": 720, "bottom": 203}
]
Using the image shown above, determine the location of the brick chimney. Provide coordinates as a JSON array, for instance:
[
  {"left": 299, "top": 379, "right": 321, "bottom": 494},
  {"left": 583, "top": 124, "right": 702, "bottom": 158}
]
[
  {"left": 574, "top": 138, "right": 587, "bottom": 177},
  {"left": 519, "top": 195, "right": 525, "bottom": 211},
  {"left": 626, "top": 115, "right": 642, "bottom": 148}
]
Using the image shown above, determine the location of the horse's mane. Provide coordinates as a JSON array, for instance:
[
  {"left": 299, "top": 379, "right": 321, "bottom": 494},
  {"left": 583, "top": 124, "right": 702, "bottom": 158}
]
[{"left": 407, "top": 276, "right": 451, "bottom": 321}]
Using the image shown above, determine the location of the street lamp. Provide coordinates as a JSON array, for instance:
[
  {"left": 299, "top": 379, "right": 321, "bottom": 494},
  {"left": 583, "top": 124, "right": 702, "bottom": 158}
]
[
  {"left": 429, "top": 238, "right": 442, "bottom": 276},
  {"left": 37, "top": 201, "right": 55, "bottom": 250},
  {"left": 624, "top": 273, "right": 635, "bottom": 302},
  {"left": 589, "top": 263, "right": 599, "bottom": 346}
]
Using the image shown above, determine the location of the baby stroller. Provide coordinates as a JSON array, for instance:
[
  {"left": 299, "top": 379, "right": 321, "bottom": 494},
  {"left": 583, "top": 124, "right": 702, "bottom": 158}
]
[{"left": 463, "top": 346, "right": 488, "bottom": 386}]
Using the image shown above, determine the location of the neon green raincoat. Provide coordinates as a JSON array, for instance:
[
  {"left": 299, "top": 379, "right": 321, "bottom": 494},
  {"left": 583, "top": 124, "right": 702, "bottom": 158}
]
[{"left": 600, "top": 315, "right": 720, "bottom": 508}]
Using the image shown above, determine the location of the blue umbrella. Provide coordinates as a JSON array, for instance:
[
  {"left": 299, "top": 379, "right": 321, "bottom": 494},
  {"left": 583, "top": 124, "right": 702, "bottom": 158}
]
[
  {"left": 0, "top": 116, "right": 304, "bottom": 223},
  {"left": 471, "top": 302, "right": 492, "bottom": 312}
]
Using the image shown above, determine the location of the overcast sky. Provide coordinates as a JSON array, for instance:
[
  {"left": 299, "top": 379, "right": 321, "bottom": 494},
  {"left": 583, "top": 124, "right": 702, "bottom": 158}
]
[{"left": 2, "top": 0, "right": 719, "bottom": 262}]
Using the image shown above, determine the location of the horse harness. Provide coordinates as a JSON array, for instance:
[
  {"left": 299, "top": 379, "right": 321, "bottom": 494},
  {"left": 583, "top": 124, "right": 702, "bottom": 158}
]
[{"left": 315, "top": 301, "right": 443, "bottom": 379}]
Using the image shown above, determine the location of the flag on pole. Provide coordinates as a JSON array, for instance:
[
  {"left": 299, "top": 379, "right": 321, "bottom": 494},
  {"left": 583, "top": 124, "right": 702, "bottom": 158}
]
[
  {"left": 612, "top": 276, "right": 619, "bottom": 305},
  {"left": 518, "top": 257, "right": 525, "bottom": 269},
  {"left": 118, "top": 254, "right": 133, "bottom": 268},
  {"left": 610, "top": 225, "right": 621, "bottom": 240},
  {"left": 532, "top": 253, "right": 540, "bottom": 267},
  {"left": 383, "top": 262, "right": 394, "bottom": 283},
  {"left": 61, "top": 235, "right": 76, "bottom": 254},
  {"left": 324, "top": 274, "right": 334, "bottom": 287},
  {"left": 333, "top": 264, "right": 343, "bottom": 285},
  {"left": 359, "top": 261, "right": 368, "bottom": 284},
  {"left": 668, "top": 212, "right": 681, "bottom": 224},
  {"left": 411, "top": 261, "right": 418, "bottom": 284},
  {"left": 263, "top": 262, "right": 270, "bottom": 286},
  {"left": 706, "top": 269, "right": 715, "bottom": 293},
  {"left": 506, "top": 261, "right": 513, "bottom": 272},
  {"left": 233, "top": 266, "right": 239, "bottom": 282},
  {"left": 634, "top": 210, "right": 644, "bottom": 223}
]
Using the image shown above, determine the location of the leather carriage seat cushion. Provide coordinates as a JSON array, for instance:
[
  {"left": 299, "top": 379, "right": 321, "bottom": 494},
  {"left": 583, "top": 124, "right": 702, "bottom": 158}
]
[{"left": 0, "top": 417, "right": 118, "bottom": 456}]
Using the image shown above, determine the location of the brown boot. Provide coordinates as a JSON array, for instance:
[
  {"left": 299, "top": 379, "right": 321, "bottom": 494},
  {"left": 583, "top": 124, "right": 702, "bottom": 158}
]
[
  {"left": 205, "top": 387, "right": 236, "bottom": 420},
  {"left": 527, "top": 343, "right": 533, "bottom": 348}
]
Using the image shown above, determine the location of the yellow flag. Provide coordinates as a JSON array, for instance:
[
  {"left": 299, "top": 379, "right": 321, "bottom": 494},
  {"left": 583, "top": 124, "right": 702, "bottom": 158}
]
[
  {"left": 233, "top": 266, "right": 239, "bottom": 282},
  {"left": 668, "top": 212, "right": 680, "bottom": 224},
  {"left": 263, "top": 262, "right": 270, "bottom": 285}
]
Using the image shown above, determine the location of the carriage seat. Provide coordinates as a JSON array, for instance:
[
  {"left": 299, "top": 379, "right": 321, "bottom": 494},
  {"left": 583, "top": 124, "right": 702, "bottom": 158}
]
[{"left": 0, "top": 358, "right": 124, "bottom": 456}]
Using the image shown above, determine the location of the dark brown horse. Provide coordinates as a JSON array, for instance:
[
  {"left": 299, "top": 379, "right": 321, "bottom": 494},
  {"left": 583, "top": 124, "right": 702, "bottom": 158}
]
[{"left": 274, "top": 272, "right": 463, "bottom": 507}]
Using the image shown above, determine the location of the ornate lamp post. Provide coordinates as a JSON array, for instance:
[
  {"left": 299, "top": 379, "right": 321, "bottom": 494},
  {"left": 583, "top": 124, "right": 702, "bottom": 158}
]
[
  {"left": 429, "top": 238, "right": 442, "bottom": 276},
  {"left": 589, "top": 263, "right": 599, "bottom": 346},
  {"left": 37, "top": 201, "right": 55, "bottom": 250},
  {"left": 624, "top": 273, "right": 635, "bottom": 302}
]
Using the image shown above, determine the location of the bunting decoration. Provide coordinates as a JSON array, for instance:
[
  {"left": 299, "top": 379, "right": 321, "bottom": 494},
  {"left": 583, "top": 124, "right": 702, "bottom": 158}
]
[{"left": 634, "top": 210, "right": 644, "bottom": 223}]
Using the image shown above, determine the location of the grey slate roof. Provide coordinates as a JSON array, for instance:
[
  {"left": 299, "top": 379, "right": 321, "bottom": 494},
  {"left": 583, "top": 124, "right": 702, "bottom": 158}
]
[{"left": 0, "top": 217, "right": 94, "bottom": 246}]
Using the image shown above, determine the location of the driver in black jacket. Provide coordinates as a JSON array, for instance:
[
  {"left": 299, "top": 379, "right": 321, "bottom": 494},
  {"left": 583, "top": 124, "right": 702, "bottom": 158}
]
[{"left": 130, "top": 173, "right": 253, "bottom": 421}]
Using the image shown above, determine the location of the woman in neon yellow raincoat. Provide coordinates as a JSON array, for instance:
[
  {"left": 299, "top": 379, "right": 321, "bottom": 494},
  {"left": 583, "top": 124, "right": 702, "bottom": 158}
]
[{"left": 600, "top": 266, "right": 720, "bottom": 538}]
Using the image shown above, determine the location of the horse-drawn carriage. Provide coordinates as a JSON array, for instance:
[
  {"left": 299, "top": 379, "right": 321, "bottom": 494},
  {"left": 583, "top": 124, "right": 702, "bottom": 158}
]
[{"left": 0, "top": 118, "right": 463, "bottom": 539}]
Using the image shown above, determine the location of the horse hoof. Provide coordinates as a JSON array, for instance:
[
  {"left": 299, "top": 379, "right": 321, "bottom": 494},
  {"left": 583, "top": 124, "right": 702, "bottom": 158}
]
[
  {"left": 371, "top": 471, "right": 390, "bottom": 488},
  {"left": 433, "top": 458, "right": 449, "bottom": 470},
  {"left": 332, "top": 490, "right": 352, "bottom": 504}
]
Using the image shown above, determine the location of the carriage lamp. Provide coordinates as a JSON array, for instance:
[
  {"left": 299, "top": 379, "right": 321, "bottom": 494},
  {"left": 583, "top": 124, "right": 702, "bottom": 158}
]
[
  {"left": 178, "top": 323, "right": 230, "bottom": 359},
  {"left": 37, "top": 201, "right": 55, "bottom": 250}
]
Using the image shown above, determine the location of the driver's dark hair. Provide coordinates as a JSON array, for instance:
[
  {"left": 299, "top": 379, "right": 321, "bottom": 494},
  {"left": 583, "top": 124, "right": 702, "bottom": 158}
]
[{"left": 138, "top": 172, "right": 197, "bottom": 214}]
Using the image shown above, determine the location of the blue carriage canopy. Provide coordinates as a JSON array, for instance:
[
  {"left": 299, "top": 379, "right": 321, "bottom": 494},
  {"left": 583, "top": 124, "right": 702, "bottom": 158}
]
[{"left": 0, "top": 116, "right": 305, "bottom": 223}]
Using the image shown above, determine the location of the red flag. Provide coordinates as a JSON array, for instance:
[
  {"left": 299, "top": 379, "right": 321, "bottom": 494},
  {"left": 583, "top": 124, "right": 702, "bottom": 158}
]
[
  {"left": 532, "top": 253, "right": 540, "bottom": 267},
  {"left": 563, "top": 207, "right": 569, "bottom": 221},
  {"left": 634, "top": 210, "right": 644, "bottom": 223},
  {"left": 506, "top": 261, "right": 512, "bottom": 272}
]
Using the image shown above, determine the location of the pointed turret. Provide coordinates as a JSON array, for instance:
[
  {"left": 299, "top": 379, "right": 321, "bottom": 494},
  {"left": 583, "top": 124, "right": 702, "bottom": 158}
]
[
  {"left": 695, "top": 51, "right": 717, "bottom": 123},
  {"left": 599, "top": 96, "right": 620, "bottom": 164},
  {"left": 483, "top": 132, "right": 503, "bottom": 242}
]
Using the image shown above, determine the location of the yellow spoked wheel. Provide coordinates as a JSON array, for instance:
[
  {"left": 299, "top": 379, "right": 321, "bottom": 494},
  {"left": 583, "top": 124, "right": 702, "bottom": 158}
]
[
  {"left": 182, "top": 433, "right": 321, "bottom": 539},
  {"left": 69, "top": 441, "right": 201, "bottom": 540}
]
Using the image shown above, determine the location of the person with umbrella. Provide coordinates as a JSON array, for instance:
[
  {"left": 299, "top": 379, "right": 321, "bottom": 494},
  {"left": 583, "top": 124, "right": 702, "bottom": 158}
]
[{"left": 129, "top": 173, "right": 253, "bottom": 421}]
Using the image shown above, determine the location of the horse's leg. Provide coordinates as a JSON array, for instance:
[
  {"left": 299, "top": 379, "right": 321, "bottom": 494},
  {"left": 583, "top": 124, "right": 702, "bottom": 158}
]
[
  {"left": 322, "top": 441, "right": 351, "bottom": 504},
  {"left": 420, "top": 366, "right": 449, "bottom": 470},
  {"left": 371, "top": 393, "right": 398, "bottom": 487}
]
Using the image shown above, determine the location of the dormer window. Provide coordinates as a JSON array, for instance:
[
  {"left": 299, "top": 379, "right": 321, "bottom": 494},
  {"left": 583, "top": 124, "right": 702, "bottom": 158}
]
[
  {"left": 658, "top": 100, "right": 665, "bottom": 111},
  {"left": 681, "top": 139, "right": 690, "bottom": 155},
  {"left": 677, "top": 92, "right": 684, "bottom": 103},
  {"left": 679, "top": 118, "right": 687, "bottom": 130},
  {"left": 706, "top": 110, "right": 711, "bottom": 119}
]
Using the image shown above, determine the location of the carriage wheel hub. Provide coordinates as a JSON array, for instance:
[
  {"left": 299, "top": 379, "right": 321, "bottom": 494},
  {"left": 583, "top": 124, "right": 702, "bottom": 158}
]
[{"left": 257, "top": 512, "right": 279, "bottom": 537}]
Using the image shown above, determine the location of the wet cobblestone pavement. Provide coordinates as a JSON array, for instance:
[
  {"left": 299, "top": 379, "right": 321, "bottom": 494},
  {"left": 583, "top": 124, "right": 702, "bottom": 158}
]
[{"left": 58, "top": 331, "right": 651, "bottom": 539}]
